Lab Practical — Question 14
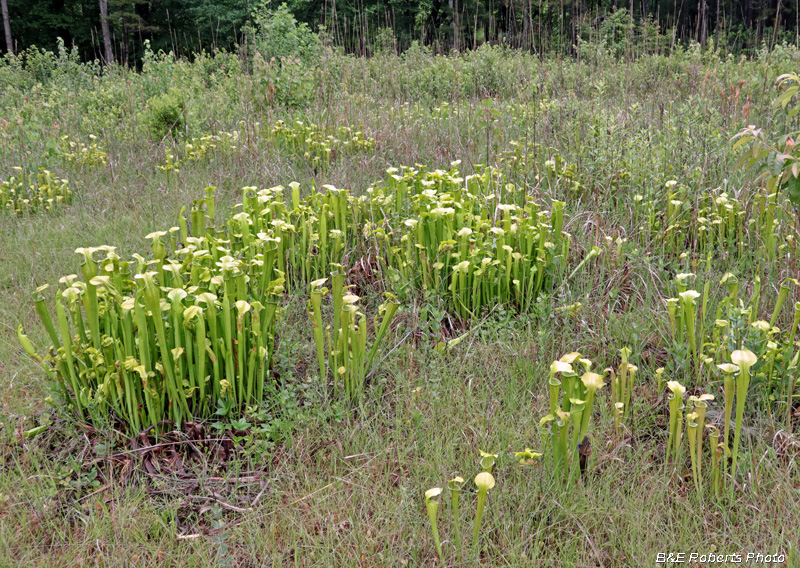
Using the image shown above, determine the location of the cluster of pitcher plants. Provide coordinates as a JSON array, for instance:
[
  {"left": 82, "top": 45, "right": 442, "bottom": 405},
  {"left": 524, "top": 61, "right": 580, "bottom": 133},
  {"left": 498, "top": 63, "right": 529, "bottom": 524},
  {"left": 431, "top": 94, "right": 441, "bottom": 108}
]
[
  {"left": 268, "top": 119, "right": 375, "bottom": 173},
  {"left": 307, "top": 275, "right": 399, "bottom": 402},
  {"left": 423, "top": 451, "right": 498, "bottom": 562},
  {"left": 59, "top": 134, "right": 109, "bottom": 169},
  {"left": 665, "top": 270, "right": 800, "bottom": 429},
  {"left": 662, "top": 347, "right": 758, "bottom": 498},
  {"left": 18, "top": 191, "right": 285, "bottom": 432},
  {"left": 631, "top": 181, "right": 795, "bottom": 262},
  {"left": 157, "top": 131, "right": 241, "bottom": 173},
  {"left": 539, "top": 352, "right": 606, "bottom": 484},
  {"left": 0, "top": 168, "right": 72, "bottom": 215},
  {"left": 232, "top": 163, "right": 567, "bottom": 315},
  {"left": 19, "top": 164, "right": 569, "bottom": 431},
  {"left": 659, "top": 267, "right": 800, "bottom": 496},
  {"left": 365, "top": 164, "right": 568, "bottom": 317}
]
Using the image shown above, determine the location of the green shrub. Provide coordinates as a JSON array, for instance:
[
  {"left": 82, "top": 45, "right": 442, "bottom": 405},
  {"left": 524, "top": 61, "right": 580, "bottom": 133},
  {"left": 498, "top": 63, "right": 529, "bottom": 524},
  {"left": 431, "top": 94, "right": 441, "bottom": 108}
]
[
  {"left": 143, "top": 88, "right": 186, "bottom": 141},
  {"left": 249, "top": 2, "right": 322, "bottom": 64},
  {"left": 251, "top": 53, "right": 317, "bottom": 109}
]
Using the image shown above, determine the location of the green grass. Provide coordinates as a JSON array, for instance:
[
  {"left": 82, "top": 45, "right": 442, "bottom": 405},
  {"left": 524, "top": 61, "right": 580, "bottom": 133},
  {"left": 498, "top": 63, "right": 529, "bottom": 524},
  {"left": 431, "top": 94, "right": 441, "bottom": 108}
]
[
  {"left": 2, "top": 331, "right": 798, "bottom": 566},
  {"left": 1, "top": 43, "right": 799, "bottom": 566}
]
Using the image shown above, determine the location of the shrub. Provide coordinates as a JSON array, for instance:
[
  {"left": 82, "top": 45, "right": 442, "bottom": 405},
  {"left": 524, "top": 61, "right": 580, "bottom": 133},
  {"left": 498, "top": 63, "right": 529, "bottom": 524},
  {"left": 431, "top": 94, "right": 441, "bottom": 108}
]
[
  {"left": 251, "top": 53, "right": 317, "bottom": 109},
  {"left": 249, "top": 2, "right": 322, "bottom": 64},
  {"left": 143, "top": 88, "right": 186, "bottom": 141}
]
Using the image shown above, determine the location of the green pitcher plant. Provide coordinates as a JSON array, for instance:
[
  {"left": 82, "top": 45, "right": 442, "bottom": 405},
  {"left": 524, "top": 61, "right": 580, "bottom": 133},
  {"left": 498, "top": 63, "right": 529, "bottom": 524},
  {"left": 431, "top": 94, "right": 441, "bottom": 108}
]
[
  {"left": 22, "top": 243, "right": 284, "bottom": 431},
  {"left": 608, "top": 347, "right": 636, "bottom": 434},
  {"left": 448, "top": 476, "right": 465, "bottom": 552},
  {"left": 679, "top": 289, "right": 702, "bottom": 384},
  {"left": 686, "top": 412, "right": 701, "bottom": 497},
  {"left": 479, "top": 450, "right": 498, "bottom": 473},
  {"left": 687, "top": 394, "right": 714, "bottom": 483},
  {"left": 729, "top": 349, "right": 758, "bottom": 488},
  {"left": 424, "top": 487, "right": 445, "bottom": 564},
  {"left": 666, "top": 380, "right": 686, "bottom": 471},
  {"left": 472, "top": 471, "right": 496, "bottom": 557},
  {"left": 540, "top": 353, "right": 604, "bottom": 483},
  {"left": 420, "top": 452, "right": 500, "bottom": 563},
  {"left": 309, "top": 272, "right": 400, "bottom": 402},
  {"left": 706, "top": 425, "right": 724, "bottom": 497}
]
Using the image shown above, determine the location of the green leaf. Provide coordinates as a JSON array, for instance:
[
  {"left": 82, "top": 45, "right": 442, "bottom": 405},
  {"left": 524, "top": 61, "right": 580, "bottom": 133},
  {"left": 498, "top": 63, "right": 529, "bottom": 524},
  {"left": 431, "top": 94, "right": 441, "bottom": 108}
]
[
  {"left": 231, "top": 418, "right": 251, "bottom": 430},
  {"left": 774, "top": 86, "right": 799, "bottom": 109},
  {"left": 786, "top": 173, "right": 800, "bottom": 206},
  {"left": 731, "top": 136, "right": 754, "bottom": 152}
]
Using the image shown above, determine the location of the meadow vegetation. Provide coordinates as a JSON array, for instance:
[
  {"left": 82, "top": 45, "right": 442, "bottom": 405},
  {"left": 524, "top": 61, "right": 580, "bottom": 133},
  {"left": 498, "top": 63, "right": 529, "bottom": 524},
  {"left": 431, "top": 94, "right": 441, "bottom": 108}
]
[{"left": 1, "top": 20, "right": 800, "bottom": 567}]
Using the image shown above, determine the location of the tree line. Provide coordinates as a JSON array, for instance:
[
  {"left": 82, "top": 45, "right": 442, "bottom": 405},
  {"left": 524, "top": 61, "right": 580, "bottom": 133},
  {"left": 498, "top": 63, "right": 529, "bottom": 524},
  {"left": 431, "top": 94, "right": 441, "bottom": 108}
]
[{"left": 1, "top": 0, "right": 799, "bottom": 62}]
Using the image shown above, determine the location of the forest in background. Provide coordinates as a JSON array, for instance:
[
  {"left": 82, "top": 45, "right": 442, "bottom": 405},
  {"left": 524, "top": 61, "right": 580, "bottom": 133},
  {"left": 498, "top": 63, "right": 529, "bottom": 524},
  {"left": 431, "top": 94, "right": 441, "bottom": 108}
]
[{"left": 2, "top": 0, "right": 800, "bottom": 65}]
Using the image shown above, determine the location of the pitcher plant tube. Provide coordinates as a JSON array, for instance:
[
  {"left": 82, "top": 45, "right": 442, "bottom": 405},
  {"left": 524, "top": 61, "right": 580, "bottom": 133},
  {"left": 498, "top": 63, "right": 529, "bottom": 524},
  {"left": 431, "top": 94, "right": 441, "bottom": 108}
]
[
  {"left": 472, "top": 472, "right": 496, "bottom": 557},
  {"left": 730, "top": 349, "right": 758, "bottom": 488},
  {"left": 424, "top": 487, "right": 445, "bottom": 563}
]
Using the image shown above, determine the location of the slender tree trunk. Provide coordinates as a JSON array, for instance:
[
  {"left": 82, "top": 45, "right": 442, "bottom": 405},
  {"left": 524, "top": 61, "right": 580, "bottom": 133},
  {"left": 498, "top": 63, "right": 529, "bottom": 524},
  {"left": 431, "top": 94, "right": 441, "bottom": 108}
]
[
  {"left": 744, "top": 0, "right": 752, "bottom": 30},
  {"left": 702, "top": 0, "right": 707, "bottom": 45},
  {"left": 123, "top": 19, "right": 129, "bottom": 66},
  {"left": 1, "top": 0, "right": 12, "bottom": 54},
  {"left": 538, "top": 0, "right": 542, "bottom": 54},
  {"left": 99, "top": 0, "right": 113, "bottom": 64},
  {"left": 528, "top": 0, "right": 533, "bottom": 51}
]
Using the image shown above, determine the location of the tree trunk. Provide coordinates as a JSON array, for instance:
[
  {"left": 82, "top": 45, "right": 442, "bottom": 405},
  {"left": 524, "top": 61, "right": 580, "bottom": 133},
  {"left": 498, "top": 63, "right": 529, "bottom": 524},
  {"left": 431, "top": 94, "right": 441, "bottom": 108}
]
[
  {"left": 122, "top": 19, "right": 129, "bottom": 66},
  {"left": 1, "top": 0, "right": 12, "bottom": 54},
  {"left": 99, "top": 0, "right": 113, "bottom": 64}
]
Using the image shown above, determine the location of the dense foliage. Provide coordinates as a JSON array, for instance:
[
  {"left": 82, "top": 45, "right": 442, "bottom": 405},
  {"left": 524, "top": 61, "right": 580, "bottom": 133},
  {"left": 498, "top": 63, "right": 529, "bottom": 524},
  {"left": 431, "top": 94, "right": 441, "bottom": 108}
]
[{"left": 2, "top": 0, "right": 800, "bottom": 62}]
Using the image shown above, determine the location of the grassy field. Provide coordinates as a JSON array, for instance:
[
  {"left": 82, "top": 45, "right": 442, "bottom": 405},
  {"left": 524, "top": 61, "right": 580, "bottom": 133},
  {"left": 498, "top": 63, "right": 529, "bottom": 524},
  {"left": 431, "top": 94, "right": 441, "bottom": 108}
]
[{"left": 1, "top": 40, "right": 800, "bottom": 567}]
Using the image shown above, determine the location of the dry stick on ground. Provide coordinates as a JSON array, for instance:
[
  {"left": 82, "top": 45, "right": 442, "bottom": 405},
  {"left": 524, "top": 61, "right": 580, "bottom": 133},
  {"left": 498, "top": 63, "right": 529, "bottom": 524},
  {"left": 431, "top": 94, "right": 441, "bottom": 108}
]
[
  {"left": 179, "top": 480, "right": 272, "bottom": 538},
  {"left": 205, "top": 475, "right": 265, "bottom": 483},
  {"left": 75, "top": 484, "right": 111, "bottom": 503},
  {"left": 187, "top": 486, "right": 267, "bottom": 514},
  {"left": 99, "top": 438, "right": 232, "bottom": 461}
]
